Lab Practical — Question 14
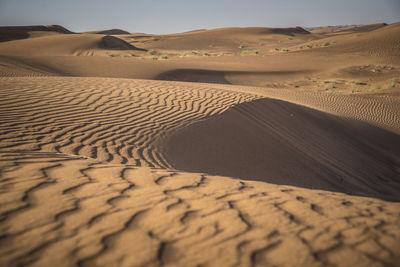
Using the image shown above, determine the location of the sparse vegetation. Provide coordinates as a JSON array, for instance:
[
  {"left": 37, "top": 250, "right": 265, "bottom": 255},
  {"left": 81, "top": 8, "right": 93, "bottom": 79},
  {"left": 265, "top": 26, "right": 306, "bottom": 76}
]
[
  {"left": 351, "top": 81, "right": 367, "bottom": 86},
  {"left": 241, "top": 50, "right": 259, "bottom": 55},
  {"left": 238, "top": 44, "right": 245, "bottom": 49},
  {"left": 147, "top": 49, "right": 157, "bottom": 55},
  {"left": 180, "top": 52, "right": 193, "bottom": 57},
  {"left": 159, "top": 54, "right": 168, "bottom": 59},
  {"left": 282, "top": 48, "right": 289, "bottom": 52},
  {"left": 389, "top": 79, "right": 399, "bottom": 88},
  {"left": 306, "top": 44, "right": 313, "bottom": 48},
  {"left": 150, "top": 56, "right": 158, "bottom": 60},
  {"left": 351, "top": 88, "right": 362, "bottom": 93},
  {"left": 203, "top": 52, "right": 211, "bottom": 56}
]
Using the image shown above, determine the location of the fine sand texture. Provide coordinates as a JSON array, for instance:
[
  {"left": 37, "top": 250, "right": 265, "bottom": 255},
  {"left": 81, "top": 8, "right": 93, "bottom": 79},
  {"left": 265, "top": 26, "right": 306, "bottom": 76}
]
[{"left": 0, "top": 23, "right": 400, "bottom": 266}]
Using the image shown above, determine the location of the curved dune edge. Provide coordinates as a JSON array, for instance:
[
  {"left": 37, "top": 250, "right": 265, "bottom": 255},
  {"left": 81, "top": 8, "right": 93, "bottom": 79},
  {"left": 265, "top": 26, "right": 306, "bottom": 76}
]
[
  {"left": 1, "top": 151, "right": 400, "bottom": 267},
  {"left": 161, "top": 98, "right": 400, "bottom": 201}
]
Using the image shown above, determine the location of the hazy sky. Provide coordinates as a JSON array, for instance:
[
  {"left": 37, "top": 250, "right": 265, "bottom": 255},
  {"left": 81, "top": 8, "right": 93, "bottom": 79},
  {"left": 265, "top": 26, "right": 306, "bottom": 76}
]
[{"left": 0, "top": 0, "right": 399, "bottom": 34}]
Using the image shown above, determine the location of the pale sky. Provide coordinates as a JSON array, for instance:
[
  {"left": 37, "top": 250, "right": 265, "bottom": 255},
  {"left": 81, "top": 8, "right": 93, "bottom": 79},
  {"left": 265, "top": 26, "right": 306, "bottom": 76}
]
[{"left": 0, "top": 0, "right": 399, "bottom": 34}]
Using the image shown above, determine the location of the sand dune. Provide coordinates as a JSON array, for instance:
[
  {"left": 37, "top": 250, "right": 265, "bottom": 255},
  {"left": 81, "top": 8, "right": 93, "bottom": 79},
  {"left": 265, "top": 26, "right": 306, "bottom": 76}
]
[
  {"left": 0, "top": 77, "right": 260, "bottom": 167},
  {"left": 0, "top": 25, "right": 73, "bottom": 42},
  {"left": 88, "top": 29, "right": 131, "bottom": 35},
  {"left": 0, "top": 22, "right": 400, "bottom": 266},
  {"left": 0, "top": 34, "right": 145, "bottom": 57},
  {"left": 163, "top": 98, "right": 400, "bottom": 201},
  {"left": 1, "top": 151, "right": 400, "bottom": 267}
]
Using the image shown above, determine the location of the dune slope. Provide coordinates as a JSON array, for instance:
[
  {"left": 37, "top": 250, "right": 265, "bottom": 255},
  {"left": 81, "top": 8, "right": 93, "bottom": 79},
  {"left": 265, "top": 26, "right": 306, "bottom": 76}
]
[
  {"left": 162, "top": 98, "right": 400, "bottom": 201},
  {"left": 1, "top": 151, "right": 400, "bottom": 267}
]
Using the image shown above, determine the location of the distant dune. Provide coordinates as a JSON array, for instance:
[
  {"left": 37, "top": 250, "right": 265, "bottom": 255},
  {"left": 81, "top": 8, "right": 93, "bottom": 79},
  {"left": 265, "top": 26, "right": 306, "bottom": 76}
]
[
  {"left": 101, "top": 35, "right": 147, "bottom": 50},
  {"left": 88, "top": 29, "right": 131, "bottom": 35},
  {"left": 0, "top": 24, "right": 73, "bottom": 42}
]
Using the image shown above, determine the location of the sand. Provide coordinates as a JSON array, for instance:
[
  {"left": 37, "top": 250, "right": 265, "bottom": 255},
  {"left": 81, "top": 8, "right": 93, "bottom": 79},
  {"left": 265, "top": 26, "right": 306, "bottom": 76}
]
[{"left": 0, "top": 23, "right": 400, "bottom": 266}]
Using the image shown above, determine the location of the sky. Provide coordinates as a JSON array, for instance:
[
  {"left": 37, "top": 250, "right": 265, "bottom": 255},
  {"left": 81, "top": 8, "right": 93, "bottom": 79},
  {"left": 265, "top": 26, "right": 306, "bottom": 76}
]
[{"left": 0, "top": 0, "right": 399, "bottom": 34}]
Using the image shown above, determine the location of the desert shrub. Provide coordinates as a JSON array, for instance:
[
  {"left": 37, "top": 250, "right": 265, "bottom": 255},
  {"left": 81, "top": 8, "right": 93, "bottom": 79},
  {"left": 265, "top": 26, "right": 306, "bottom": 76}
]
[
  {"left": 203, "top": 52, "right": 211, "bottom": 56},
  {"left": 180, "top": 52, "right": 192, "bottom": 57},
  {"left": 306, "top": 44, "right": 313, "bottom": 48},
  {"left": 282, "top": 48, "right": 289, "bottom": 52},
  {"left": 147, "top": 49, "right": 157, "bottom": 55},
  {"left": 151, "top": 56, "right": 158, "bottom": 60},
  {"left": 241, "top": 50, "right": 259, "bottom": 55},
  {"left": 389, "top": 80, "right": 397, "bottom": 88},
  {"left": 238, "top": 44, "right": 245, "bottom": 49},
  {"left": 323, "top": 42, "right": 330, "bottom": 46}
]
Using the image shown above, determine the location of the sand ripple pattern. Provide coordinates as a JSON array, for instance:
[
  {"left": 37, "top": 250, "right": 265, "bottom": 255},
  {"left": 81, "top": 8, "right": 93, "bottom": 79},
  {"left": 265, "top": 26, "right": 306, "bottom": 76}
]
[
  {"left": 1, "top": 151, "right": 400, "bottom": 267},
  {"left": 0, "top": 77, "right": 259, "bottom": 168}
]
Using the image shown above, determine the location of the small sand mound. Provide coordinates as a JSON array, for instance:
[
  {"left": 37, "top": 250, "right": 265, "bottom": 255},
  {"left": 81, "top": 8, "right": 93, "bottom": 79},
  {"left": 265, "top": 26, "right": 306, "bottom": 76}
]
[
  {"left": 101, "top": 35, "right": 147, "bottom": 50},
  {"left": 268, "top": 26, "right": 310, "bottom": 35},
  {"left": 94, "top": 29, "right": 130, "bottom": 35}
]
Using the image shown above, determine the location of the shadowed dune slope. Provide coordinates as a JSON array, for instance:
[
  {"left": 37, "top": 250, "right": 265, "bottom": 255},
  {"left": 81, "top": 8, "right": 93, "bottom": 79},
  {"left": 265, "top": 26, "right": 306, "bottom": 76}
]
[
  {"left": 155, "top": 69, "right": 314, "bottom": 86},
  {"left": 162, "top": 98, "right": 400, "bottom": 201},
  {"left": 1, "top": 151, "right": 399, "bottom": 267},
  {"left": 101, "top": 35, "right": 146, "bottom": 50}
]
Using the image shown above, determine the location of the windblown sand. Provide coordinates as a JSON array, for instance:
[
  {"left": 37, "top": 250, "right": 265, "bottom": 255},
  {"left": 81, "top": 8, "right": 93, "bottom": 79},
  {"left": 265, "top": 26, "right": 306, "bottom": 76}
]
[{"left": 0, "top": 23, "right": 400, "bottom": 266}]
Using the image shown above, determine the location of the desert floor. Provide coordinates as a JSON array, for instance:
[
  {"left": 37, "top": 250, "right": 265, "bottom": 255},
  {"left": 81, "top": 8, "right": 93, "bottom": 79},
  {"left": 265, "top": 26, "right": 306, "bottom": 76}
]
[{"left": 0, "top": 23, "right": 400, "bottom": 267}]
